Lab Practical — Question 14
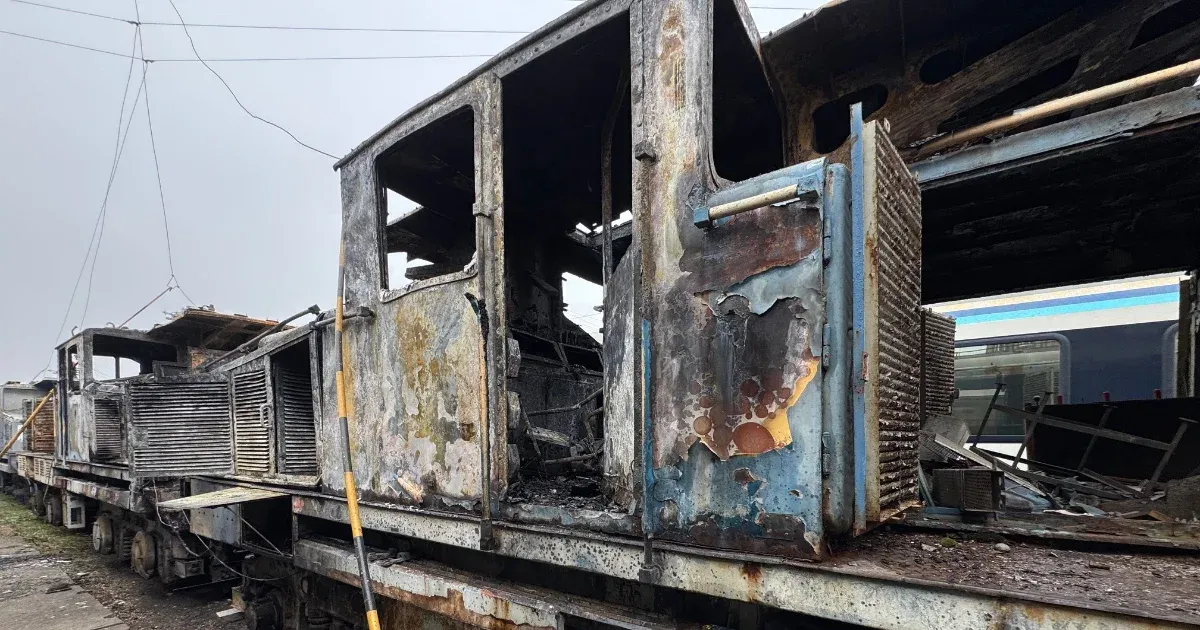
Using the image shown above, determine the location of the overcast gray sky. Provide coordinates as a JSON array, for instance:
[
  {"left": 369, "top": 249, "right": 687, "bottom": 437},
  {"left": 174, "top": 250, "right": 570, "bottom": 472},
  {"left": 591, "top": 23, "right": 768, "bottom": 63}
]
[{"left": 0, "top": 0, "right": 811, "bottom": 380}]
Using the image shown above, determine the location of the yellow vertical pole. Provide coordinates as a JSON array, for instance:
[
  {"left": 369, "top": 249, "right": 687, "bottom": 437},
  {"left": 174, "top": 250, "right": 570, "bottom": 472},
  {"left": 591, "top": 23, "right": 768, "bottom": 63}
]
[{"left": 333, "top": 239, "right": 381, "bottom": 630}]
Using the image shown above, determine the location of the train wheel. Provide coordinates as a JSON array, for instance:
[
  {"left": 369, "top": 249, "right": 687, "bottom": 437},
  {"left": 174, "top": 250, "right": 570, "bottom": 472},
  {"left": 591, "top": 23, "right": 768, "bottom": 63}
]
[
  {"left": 92, "top": 515, "right": 115, "bottom": 554},
  {"left": 130, "top": 529, "right": 157, "bottom": 579}
]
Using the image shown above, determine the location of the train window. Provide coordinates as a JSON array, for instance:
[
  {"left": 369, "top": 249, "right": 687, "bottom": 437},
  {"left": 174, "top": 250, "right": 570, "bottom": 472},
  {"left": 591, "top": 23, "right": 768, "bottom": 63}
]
[
  {"left": 376, "top": 106, "right": 477, "bottom": 295},
  {"left": 954, "top": 338, "right": 1062, "bottom": 438},
  {"left": 89, "top": 335, "right": 178, "bottom": 382},
  {"left": 64, "top": 345, "right": 81, "bottom": 392},
  {"left": 712, "top": 0, "right": 784, "bottom": 179}
]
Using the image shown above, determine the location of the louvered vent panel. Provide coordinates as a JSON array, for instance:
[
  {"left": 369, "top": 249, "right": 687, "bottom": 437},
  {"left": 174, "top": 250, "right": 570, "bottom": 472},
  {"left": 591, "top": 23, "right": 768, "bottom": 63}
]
[
  {"left": 93, "top": 398, "right": 124, "bottom": 462},
  {"left": 27, "top": 397, "right": 56, "bottom": 454},
  {"left": 870, "top": 122, "right": 923, "bottom": 515},
  {"left": 920, "top": 310, "right": 957, "bottom": 419},
  {"left": 278, "top": 367, "right": 317, "bottom": 475},
  {"left": 233, "top": 371, "right": 271, "bottom": 475},
  {"left": 129, "top": 380, "right": 231, "bottom": 476}
]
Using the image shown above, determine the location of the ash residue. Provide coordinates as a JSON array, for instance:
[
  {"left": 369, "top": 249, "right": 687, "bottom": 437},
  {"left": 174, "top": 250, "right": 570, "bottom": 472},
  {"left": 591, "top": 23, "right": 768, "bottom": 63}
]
[{"left": 505, "top": 475, "right": 610, "bottom": 511}]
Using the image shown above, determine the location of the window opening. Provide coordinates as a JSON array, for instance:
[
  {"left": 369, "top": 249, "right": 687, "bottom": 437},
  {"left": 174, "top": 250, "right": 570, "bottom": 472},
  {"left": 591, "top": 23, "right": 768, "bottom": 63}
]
[
  {"left": 377, "top": 107, "right": 477, "bottom": 293},
  {"left": 64, "top": 346, "right": 81, "bottom": 392},
  {"left": 712, "top": 0, "right": 784, "bottom": 179},
  {"left": 1131, "top": 1, "right": 1200, "bottom": 50},
  {"left": 954, "top": 338, "right": 1062, "bottom": 439},
  {"left": 89, "top": 335, "right": 179, "bottom": 382},
  {"left": 811, "top": 84, "right": 889, "bottom": 154}
]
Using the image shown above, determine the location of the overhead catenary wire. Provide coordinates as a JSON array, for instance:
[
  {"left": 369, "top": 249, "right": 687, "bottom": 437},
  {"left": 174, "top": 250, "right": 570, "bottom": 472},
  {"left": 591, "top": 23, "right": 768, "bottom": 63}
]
[
  {"left": 0, "top": 31, "right": 497, "bottom": 61},
  {"left": 77, "top": 30, "right": 147, "bottom": 331},
  {"left": 165, "top": 0, "right": 338, "bottom": 159},
  {"left": 28, "top": 27, "right": 144, "bottom": 382},
  {"left": 143, "top": 59, "right": 182, "bottom": 283},
  {"left": 9, "top": 0, "right": 131, "bottom": 23},
  {"left": 10, "top": 0, "right": 530, "bottom": 33}
]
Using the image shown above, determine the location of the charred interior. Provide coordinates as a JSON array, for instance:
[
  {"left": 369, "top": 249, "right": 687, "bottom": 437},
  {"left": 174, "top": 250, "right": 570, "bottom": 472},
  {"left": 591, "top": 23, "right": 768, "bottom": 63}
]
[
  {"left": 378, "top": 106, "right": 477, "bottom": 290},
  {"left": 499, "top": 12, "right": 631, "bottom": 507}
]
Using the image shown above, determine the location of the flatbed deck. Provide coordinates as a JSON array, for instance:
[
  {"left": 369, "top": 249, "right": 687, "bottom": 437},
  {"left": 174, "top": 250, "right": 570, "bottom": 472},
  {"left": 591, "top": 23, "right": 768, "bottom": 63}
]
[{"left": 837, "top": 529, "right": 1200, "bottom": 626}]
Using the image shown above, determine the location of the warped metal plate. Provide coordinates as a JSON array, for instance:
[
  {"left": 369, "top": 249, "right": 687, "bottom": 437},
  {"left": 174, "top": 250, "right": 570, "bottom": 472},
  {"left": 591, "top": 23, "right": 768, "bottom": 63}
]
[{"left": 157, "top": 486, "right": 285, "bottom": 510}]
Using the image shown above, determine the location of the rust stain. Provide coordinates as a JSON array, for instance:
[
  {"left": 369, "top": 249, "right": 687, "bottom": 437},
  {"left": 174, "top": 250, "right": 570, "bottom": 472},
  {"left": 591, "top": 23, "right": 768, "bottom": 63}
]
[
  {"left": 328, "top": 567, "right": 553, "bottom": 630},
  {"left": 686, "top": 343, "right": 820, "bottom": 459},
  {"left": 733, "top": 467, "right": 757, "bottom": 485}
]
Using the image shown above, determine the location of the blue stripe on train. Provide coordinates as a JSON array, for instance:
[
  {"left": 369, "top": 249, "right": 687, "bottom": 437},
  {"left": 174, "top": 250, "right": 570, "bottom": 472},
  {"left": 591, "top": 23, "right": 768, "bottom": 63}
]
[
  {"left": 952, "top": 292, "right": 1177, "bottom": 325},
  {"left": 944, "top": 285, "right": 1176, "bottom": 320}
]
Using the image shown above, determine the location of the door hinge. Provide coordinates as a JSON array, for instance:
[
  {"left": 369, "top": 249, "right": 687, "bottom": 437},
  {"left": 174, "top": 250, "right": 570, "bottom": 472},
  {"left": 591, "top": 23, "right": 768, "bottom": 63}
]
[
  {"left": 821, "top": 431, "right": 832, "bottom": 478},
  {"left": 821, "top": 214, "right": 832, "bottom": 264},
  {"left": 821, "top": 324, "right": 831, "bottom": 370}
]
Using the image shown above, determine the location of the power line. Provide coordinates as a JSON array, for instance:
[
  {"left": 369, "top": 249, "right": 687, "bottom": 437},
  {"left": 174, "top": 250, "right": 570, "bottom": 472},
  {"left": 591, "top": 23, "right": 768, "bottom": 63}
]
[
  {"left": 31, "top": 28, "right": 143, "bottom": 379},
  {"left": 9, "top": 0, "right": 527, "bottom": 34},
  {"left": 140, "top": 21, "right": 529, "bottom": 35},
  {"left": 9, "top": 0, "right": 132, "bottom": 24},
  {"left": 143, "top": 63, "right": 176, "bottom": 278},
  {"left": 153, "top": 54, "right": 495, "bottom": 62},
  {"left": 79, "top": 27, "right": 147, "bottom": 330},
  {"left": 166, "top": 0, "right": 338, "bottom": 160},
  {"left": 0, "top": 31, "right": 497, "bottom": 61},
  {"left": 0, "top": 28, "right": 130, "bottom": 59}
]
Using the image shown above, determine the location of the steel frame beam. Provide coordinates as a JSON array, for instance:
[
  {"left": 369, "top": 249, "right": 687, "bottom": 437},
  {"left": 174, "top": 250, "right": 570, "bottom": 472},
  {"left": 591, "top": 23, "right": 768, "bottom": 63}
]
[
  {"left": 912, "top": 86, "right": 1200, "bottom": 187},
  {"left": 292, "top": 495, "right": 1191, "bottom": 630}
]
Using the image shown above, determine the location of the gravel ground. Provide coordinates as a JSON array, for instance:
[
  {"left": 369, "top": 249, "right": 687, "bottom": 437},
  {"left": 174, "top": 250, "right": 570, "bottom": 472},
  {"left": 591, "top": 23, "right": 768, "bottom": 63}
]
[{"left": 0, "top": 493, "right": 233, "bottom": 630}]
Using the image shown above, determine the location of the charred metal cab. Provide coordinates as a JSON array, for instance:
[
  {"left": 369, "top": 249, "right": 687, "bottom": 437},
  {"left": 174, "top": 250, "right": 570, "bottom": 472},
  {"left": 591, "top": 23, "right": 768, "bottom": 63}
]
[{"left": 327, "top": 0, "right": 923, "bottom": 558}]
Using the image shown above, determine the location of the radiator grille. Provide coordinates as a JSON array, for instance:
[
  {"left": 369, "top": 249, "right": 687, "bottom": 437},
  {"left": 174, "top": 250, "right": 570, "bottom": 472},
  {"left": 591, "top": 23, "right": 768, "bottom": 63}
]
[
  {"left": 277, "top": 367, "right": 317, "bottom": 475},
  {"left": 93, "top": 398, "right": 124, "bottom": 462},
  {"left": 920, "top": 310, "right": 956, "bottom": 420},
  {"left": 25, "top": 397, "right": 56, "bottom": 454},
  {"left": 932, "top": 468, "right": 1002, "bottom": 513},
  {"left": 869, "top": 121, "right": 923, "bottom": 515},
  {"left": 129, "top": 380, "right": 231, "bottom": 476},
  {"left": 233, "top": 371, "right": 271, "bottom": 475},
  {"left": 17, "top": 454, "right": 54, "bottom": 483}
]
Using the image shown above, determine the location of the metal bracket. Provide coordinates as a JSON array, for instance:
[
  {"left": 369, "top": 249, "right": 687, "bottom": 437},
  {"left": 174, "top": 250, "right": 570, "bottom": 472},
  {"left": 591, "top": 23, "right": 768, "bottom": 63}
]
[
  {"left": 633, "top": 140, "right": 658, "bottom": 162},
  {"left": 479, "top": 520, "right": 498, "bottom": 551},
  {"left": 821, "top": 431, "right": 832, "bottom": 478},
  {"left": 637, "top": 535, "right": 661, "bottom": 584},
  {"left": 821, "top": 324, "right": 832, "bottom": 370},
  {"left": 822, "top": 213, "right": 832, "bottom": 264}
]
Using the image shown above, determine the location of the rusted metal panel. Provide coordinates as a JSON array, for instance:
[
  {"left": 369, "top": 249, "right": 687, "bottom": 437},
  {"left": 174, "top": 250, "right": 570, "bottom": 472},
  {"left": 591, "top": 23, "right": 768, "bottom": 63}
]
[
  {"left": 866, "top": 120, "right": 923, "bottom": 517},
  {"left": 295, "top": 493, "right": 1191, "bottom": 630},
  {"left": 64, "top": 393, "right": 88, "bottom": 460},
  {"left": 602, "top": 250, "right": 639, "bottom": 512},
  {"left": 60, "top": 477, "right": 130, "bottom": 510},
  {"left": 295, "top": 539, "right": 562, "bottom": 630},
  {"left": 16, "top": 453, "right": 55, "bottom": 484},
  {"left": 128, "top": 376, "right": 233, "bottom": 477},
  {"left": 851, "top": 114, "right": 923, "bottom": 527},
  {"left": 331, "top": 74, "right": 505, "bottom": 513},
  {"left": 25, "top": 394, "right": 56, "bottom": 454},
  {"left": 631, "top": 0, "right": 836, "bottom": 558},
  {"left": 919, "top": 309, "right": 956, "bottom": 419},
  {"left": 232, "top": 369, "right": 272, "bottom": 475}
]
